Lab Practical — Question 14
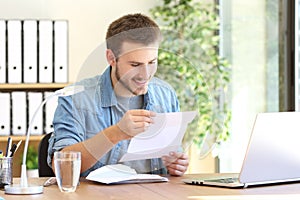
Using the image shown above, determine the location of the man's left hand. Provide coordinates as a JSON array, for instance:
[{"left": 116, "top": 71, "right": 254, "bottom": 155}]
[{"left": 162, "top": 151, "right": 189, "bottom": 176}]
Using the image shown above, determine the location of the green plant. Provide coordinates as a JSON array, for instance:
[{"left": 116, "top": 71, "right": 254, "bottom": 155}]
[
  {"left": 23, "top": 145, "right": 38, "bottom": 170},
  {"left": 150, "top": 0, "right": 231, "bottom": 154}
]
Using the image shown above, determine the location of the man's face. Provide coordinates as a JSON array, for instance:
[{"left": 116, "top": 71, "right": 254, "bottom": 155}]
[{"left": 111, "top": 42, "right": 158, "bottom": 96}]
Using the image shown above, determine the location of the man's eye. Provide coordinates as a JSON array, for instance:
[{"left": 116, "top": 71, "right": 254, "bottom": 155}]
[
  {"left": 149, "top": 61, "right": 157, "bottom": 65},
  {"left": 131, "top": 63, "right": 140, "bottom": 67}
]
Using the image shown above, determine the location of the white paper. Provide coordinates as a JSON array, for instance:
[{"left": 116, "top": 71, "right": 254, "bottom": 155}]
[
  {"left": 119, "top": 111, "right": 197, "bottom": 162},
  {"left": 86, "top": 164, "right": 168, "bottom": 184}
]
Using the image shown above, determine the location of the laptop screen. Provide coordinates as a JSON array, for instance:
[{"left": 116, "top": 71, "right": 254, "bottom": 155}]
[{"left": 239, "top": 112, "right": 300, "bottom": 184}]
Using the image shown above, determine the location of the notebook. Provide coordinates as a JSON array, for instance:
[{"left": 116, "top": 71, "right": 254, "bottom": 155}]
[{"left": 183, "top": 112, "right": 300, "bottom": 188}]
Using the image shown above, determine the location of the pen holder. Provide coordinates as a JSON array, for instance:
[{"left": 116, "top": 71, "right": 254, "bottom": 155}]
[{"left": 0, "top": 157, "right": 13, "bottom": 188}]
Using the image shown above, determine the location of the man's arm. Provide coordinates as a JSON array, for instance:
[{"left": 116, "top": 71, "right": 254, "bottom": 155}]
[{"left": 52, "top": 110, "right": 155, "bottom": 173}]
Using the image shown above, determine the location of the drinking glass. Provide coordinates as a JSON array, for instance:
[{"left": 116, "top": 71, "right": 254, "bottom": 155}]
[{"left": 54, "top": 151, "right": 81, "bottom": 192}]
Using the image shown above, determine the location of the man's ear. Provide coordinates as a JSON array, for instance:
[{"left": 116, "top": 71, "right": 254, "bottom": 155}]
[{"left": 106, "top": 49, "right": 116, "bottom": 67}]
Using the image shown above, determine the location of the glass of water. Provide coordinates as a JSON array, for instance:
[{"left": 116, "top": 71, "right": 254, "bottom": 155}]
[{"left": 54, "top": 151, "right": 81, "bottom": 192}]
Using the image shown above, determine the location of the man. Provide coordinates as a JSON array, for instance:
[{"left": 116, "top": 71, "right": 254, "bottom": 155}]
[{"left": 48, "top": 13, "right": 189, "bottom": 177}]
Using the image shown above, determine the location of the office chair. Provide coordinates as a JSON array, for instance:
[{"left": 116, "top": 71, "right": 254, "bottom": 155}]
[{"left": 38, "top": 132, "right": 55, "bottom": 177}]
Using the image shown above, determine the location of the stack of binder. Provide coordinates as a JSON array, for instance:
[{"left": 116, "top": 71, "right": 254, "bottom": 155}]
[
  {"left": 0, "top": 19, "right": 68, "bottom": 83},
  {"left": 0, "top": 91, "right": 58, "bottom": 136}
]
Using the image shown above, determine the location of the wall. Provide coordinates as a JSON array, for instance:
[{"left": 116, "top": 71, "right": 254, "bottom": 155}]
[{"left": 0, "top": 0, "right": 156, "bottom": 82}]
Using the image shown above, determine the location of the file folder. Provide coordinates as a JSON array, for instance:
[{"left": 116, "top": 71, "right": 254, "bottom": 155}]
[
  {"left": 12, "top": 91, "right": 27, "bottom": 135},
  {"left": 7, "top": 20, "right": 22, "bottom": 83},
  {"left": 0, "top": 20, "right": 6, "bottom": 83},
  {"left": 39, "top": 20, "right": 53, "bottom": 83},
  {"left": 0, "top": 93, "right": 11, "bottom": 136},
  {"left": 28, "top": 92, "right": 43, "bottom": 135},
  {"left": 23, "top": 20, "right": 38, "bottom": 83},
  {"left": 44, "top": 91, "right": 58, "bottom": 133},
  {"left": 54, "top": 20, "right": 68, "bottom": 83}
]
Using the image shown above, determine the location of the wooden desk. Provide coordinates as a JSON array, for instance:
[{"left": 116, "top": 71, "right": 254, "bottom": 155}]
[{"left": 1, "top": 174, "right": 300, "bottom": 199}]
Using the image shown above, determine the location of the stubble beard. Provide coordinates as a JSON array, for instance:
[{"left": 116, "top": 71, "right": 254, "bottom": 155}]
[{"left": 115, "top": 64, "right": 148, "bottom": 96}]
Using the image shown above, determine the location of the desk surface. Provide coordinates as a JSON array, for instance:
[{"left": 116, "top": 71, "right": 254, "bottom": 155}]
[{"left": 2, "top": 174, "right": 300, "bottom": 200}]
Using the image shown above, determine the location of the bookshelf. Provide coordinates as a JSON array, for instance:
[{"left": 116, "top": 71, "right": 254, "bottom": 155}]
[
  {"left": 0, "top": 83, "right": 68, "bottom": 90},
  {"left": 0, "top": 83, "right": 69, "bottom": 177}
]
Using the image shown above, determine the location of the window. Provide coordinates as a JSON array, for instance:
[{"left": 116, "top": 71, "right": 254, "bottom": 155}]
[{"left": 219, "top": 0, "right": 284, "bottom": 172}]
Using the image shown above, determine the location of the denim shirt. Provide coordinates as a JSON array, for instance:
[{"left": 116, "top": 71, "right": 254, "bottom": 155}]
[{"left": 48, "top": 66, "right": 180, "bottom": 177}]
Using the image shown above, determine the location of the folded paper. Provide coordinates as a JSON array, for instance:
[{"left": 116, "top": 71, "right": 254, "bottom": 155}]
[{"left": 120, "top": 111, "right": 197, "bottom": 162}]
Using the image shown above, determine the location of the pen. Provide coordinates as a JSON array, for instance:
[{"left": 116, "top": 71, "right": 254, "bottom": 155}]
[
  {"left": 5, "top": 137, "right": 12, "bottom": 157},
  {"left": 14, "top": 140, "right": 22, "bottom": 154},
  {"left": 9, "top": 144, "right": 17, "bottom": 157}
]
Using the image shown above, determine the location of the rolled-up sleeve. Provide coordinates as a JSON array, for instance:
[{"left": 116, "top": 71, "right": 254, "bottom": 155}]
[{"left": 47, "top": 95, "right": 86, "bottom": 168}]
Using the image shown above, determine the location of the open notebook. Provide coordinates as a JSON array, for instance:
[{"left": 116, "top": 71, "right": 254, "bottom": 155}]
[{"left": 183, "top": 112, "right": 300, "bottom": 188}]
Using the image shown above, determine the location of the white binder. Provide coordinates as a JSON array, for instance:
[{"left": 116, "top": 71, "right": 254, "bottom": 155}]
[
  {"left": 44, "top": 91, "right": 58, "bottom": 133},
  {"left": 54, "top": 20, "right": 68, "bottom": 83},
  {"left": 0, "top": 93, "right": 11, "bottom": 136},
  {"left": 7, "top": 20, "right": 22, "bottom": 83},
  {"left": 39, "top": 20, "right": 53, "bottom": 83},
  {"left": 12, "top": 91, "right": 27, "bottom": 135},
  {"left": 23, "top": 20, "right": 38, "bottom": 83},
  {"left": 0, "top": 20, "right": 6, "bottom": 83},
  {"left": 28, "top": 92, "right": 43, "bottom": 135}
]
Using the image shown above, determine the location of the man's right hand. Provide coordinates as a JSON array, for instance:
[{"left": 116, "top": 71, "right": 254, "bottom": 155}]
[{"left": 117, "top": 109, "right": 156, "bottom": 138}]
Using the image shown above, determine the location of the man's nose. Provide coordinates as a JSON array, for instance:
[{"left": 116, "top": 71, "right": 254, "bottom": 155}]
[{"left": 138, "top": 65, "right": 150, "bottom": 77}]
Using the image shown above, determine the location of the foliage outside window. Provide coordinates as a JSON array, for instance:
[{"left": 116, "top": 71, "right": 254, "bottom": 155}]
[{"left": 150, "top": 0, "right": 231, "bottom": 156}]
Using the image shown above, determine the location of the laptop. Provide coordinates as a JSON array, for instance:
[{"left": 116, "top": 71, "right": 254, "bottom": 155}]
[{"left": 183, "top": 112, "right": 300, "bottom": 188}]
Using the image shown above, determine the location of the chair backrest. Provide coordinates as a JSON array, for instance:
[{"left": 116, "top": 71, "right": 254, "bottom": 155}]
[{"left": 38, "top": 132, "right": 55, "bottom": 177}]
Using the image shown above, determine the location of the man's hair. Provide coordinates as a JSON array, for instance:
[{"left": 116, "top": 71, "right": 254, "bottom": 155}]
[{"left": 106, "top": 13, "right": 161, "bottom": 57}]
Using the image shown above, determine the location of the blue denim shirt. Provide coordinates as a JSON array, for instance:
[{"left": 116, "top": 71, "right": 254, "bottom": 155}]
[{"left": 48, "top": 66, "right": 180, "bottom": 176}]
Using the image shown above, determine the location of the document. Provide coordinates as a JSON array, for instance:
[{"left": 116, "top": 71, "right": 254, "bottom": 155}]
[
  {"left": 0, "top": 93, "right": 11, "bottom": 136},
  {"left": 12, "top": 92, "right": 27, "bottom": 135},
  {"left": 0, "top": 20, "right": 5, "bottom": 83},
  {"left": 39, "top": 20, "right": 53, "bottom": 83},
  {"left": 23, "top": 20, "right": 38, "bottom": 83},
  {"left": 7, "top": 20, "right": 22, "bottom": 83},
  {"left": 86, "top": 164, "right": 168, "bottom": 184},
  {"left": 54, "top": 20, "right": 68, "bottom": 83},
  {"left": 119, "top": 111, "right": 197, "bottom": 162},
  {"left": 28, "top": 92, "right": 43, "bottom": 135}
]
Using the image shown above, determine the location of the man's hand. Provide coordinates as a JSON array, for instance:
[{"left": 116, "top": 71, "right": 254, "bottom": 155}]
[
  {"left": 162, "top": 152, "right": 189, "bottom": 176},
  {"left": 117, "top": 109, "right": 156, "bottom": 138}
]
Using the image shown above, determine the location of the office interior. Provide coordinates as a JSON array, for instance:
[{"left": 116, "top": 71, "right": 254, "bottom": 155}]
[{"left": 0, "top": 0, "right": 298, "bottom": 177}]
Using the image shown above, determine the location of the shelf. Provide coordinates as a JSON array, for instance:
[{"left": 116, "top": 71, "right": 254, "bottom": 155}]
[
  {"left": 0, "top": 83, "right": 70, "bottom": 91},
  {"left": 0, "top": 135, "right": 44, "bottom": 142}
]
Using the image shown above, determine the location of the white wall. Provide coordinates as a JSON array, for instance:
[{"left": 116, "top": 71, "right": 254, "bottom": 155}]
[{"left": 0, "top": 0, "right": 157, "bottom": 82}]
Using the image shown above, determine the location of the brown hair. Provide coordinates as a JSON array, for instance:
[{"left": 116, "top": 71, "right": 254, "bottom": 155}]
[{"left": 106, "top": 13, "right": 161, "bottom": 57}]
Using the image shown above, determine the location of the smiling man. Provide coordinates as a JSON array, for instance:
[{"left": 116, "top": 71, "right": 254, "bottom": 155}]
[{"left": 48, "top": 13, "right": 189, "bottom": 177}]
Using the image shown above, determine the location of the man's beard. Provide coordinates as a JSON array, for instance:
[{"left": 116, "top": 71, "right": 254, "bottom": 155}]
[{"left": 115, "top": 64, "right": 148, "bottom": 96}]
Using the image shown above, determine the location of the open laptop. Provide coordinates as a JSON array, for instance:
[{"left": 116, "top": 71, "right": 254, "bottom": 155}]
[{"left": 183, "top": 112, "right": 300, "bottom": 188}]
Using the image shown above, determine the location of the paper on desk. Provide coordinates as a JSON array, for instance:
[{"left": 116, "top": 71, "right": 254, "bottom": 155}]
[
  {"left": 119, "top": 111, "right": 197, "bottom": 162},
  {"left": 86, "top": 164, "right": 168, "bottom": 184}
]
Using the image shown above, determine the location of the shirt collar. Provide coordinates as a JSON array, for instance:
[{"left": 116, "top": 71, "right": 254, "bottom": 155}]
[
  {"left": 98, "top": 66, "right": 154, "bottom": 108},
  {"left": 99, "top": 66, "right": 118, "bottom": 107}
]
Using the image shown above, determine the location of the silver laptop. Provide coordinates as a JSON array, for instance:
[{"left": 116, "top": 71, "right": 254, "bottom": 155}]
[{"left": 183, "top": 112, "right": 300, "bottom": 188}]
